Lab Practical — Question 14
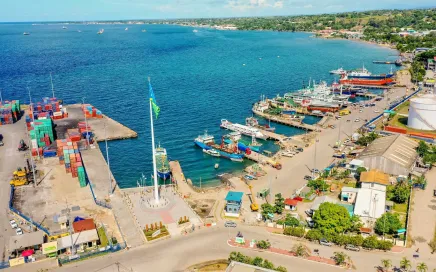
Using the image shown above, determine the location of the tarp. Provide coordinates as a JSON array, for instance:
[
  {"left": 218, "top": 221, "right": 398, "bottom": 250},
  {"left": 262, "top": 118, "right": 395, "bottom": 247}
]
[
  {"left": 397, "top": 228, "right": 406, "bottom": 234},
  {"left": 74, "top": 216, "right": 85, "bottom": 222},
  {"left": 21, "top": 249, "right": 34, "bottom": 257}
]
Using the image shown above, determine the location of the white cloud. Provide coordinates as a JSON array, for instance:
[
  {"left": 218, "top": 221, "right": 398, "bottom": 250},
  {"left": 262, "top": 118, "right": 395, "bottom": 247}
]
[
  {"left": 225, "top": 0, "right": 284, "bottom": 11},
  {"left": 303, "top": 4, "right": 313, "bottom": 8}
]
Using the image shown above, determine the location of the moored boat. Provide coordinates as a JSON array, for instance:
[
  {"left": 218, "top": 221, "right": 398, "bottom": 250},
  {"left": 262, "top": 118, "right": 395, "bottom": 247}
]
[
  {"left": 194, "top": 131, "right": 245, "bottom": 161},
  {"left": 245, "top": 117, "right": 275, "bottom": 132},
  {"left": 203, "top": 149, "right": 220, "bottom": 157},
  {"left": 340, "top": 75, "right": 394, "bottom": 86},
  {"left": 221, "top": 119, "right": 267, "bottom": 140},
  {"left": 329, "top": 67, "right": 346, "bottom": 75},
  {"left": 155, "top": 145, "right": 171, "bottom": 179},
  {"left": 23, "top": 32, "right": 30, "bottom": 35}
]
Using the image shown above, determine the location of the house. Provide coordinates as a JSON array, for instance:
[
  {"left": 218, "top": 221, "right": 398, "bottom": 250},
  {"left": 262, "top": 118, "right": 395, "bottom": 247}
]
[
  {"left": 347, "top": 159, "right": 365, "bottom": 173},
  {"left": 57, "top": 229, "right": 99, "bottom": 254},
  {"left": 9, "top": 231, "right": 45, "bottom": 259},
  {"left": 353, "top": 170, "right": 390, "bottom": 226},
  {"left": 358, "top": 134, "right": 418, "bottom": 176},
  {"left": 284, "top": 198, "right": 298, "bottom": 211},
  {"left": 73, "top": 219, "right": 96, "bottom": 233},
  {"left": 341, "top": 187, "right": 360, "bottom": 203},
  {"left": 225, "top": 191, "right": 244, "bottom": 217}
]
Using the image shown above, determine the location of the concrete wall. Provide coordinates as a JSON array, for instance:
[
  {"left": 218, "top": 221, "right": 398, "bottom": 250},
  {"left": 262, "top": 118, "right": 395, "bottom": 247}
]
[{"left": 361, "top": 182, "right": 387, "bottom": 192}]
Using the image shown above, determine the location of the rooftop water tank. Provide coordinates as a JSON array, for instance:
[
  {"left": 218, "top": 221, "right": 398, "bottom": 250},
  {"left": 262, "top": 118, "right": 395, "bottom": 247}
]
[{"left": 407, "top": 94, "right": 436, "bottom": 131}]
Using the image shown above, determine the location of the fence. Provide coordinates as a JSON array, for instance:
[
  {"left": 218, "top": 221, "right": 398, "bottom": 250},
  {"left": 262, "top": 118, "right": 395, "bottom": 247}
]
[
  {"left": 9, "top": 186, "right": 50, "bottom": 235},
  {"left": 88, "top": 182, "right": 112, "bottom": 209},
  {"left": 58, "top": 243, "right": 127, "bottom": 265}
]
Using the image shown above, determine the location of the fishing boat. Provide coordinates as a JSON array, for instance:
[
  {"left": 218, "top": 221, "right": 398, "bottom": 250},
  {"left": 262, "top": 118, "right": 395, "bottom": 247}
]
[
  {"left": 194, "top": 131, "right": 245, "bottom": 161},
  {"left": 245, "top": 117, "right": 275, "bottom": 132},
  {"left": 23, "top": 32, "right": 30, "bottom": 35},
  {"left": 347, "top": 65, "right": 394, "bottom": 79},
  {"left": 329, "top": 67, "right": 346, "bottom": 75},
  {"left": 155, "top": 145, "right": 171, "bottom": 179},
  {"left": 203, "top": 149, "right": 220, "bottom": 157},
  {"left": 142, "top": 29, "right": 147, "bottom": 32},
  {"left": 62, "top": 26, "right": 67, "bottom": 29},
  {"left": 340, "top": 75, "right": 394, "bottom": 86},
  {"left": 125, "top": 27, "right": 128, "bottom": 31},
  {"left": 224, "top": 138, "right": 261, "bottom": 153},
  {"left": 97, "top": 29, "right": 104, "bottom": 34},
  {"left": 224, "top": 131, "right": 242, "bottom": 141},
  {"left": 220, "top": 119, "right": 268, "bottom": 140},
  {"left": 193, "top": 29, "right": 198, "bottom": 33}
]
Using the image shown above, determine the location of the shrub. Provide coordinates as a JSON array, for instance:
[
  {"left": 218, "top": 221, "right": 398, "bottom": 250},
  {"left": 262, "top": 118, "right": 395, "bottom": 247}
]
[
  {"left": 333, "top": 234, "right": 350, "bottom": 246},
  {"left": 362, "top": 235, "right": 379, "bottom": 249},
  {"left": 348, "top": 235, "right": 364, "bottom": 246},
  {"left": 377, "top": 240, "right": 394, "bottom": 251},
  {"left": 283, "top": 227, "right": 305, "bottom": 238},
  {"left": 305, "top": 229, "right": 322, "bottom": 241},
  {"left": 256, "top": 240, "right": 271, "bottom": 249}
]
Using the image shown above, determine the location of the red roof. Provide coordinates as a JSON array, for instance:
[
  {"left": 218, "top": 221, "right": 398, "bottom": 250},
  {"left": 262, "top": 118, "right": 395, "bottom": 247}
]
[
  {"left": 73, "top": 219, "right": 96, "bottom": 233},
  {"left": 284, "top": 198, "right": 298, "bottom": 206}
]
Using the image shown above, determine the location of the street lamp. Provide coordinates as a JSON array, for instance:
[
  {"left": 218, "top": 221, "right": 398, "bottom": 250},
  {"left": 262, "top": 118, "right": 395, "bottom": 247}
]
[{"left": 82, "top": 97, "right": 90, "bottom": 148}]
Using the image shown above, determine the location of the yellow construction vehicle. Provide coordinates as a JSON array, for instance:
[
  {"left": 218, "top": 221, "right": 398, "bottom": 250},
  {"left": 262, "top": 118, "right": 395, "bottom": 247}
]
[
  {"left": 248, "top": 184, "right": 259, "bottom": 211},
  {"left": 10, "top": 160, "right": 35, "bottom": 186}
]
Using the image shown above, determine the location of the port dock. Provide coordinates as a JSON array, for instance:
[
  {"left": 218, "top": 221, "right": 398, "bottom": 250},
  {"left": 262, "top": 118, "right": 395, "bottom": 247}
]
[
  {"left": 342, "top": 84, "right": 392, "bottom": 89},
  {"left": 354, "top": 93, "right": 378, "bottom": 98},
  {"left": 244, "top": 150, "right": 272, "bottom": 163},
  {"left": 252, "top": 109, "right": 317, "bottom": 131},
  {"left": 65, "top": 104, "right": 138, "bottom": 142}
]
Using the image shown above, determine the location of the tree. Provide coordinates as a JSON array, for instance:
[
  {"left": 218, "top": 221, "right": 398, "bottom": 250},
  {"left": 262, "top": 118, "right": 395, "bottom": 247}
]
[
  {"left": 305, "top": 229, "right": 322, "bottom": 241},
  {"left": 417, "top": 262, "right": 428, "bottom": 272},
  {"left": 333, "top": 234, "right": 349, "bottom": 246},
  {"left": 312, "top": 202, "right": 354, "bottom": 236},
  {"left": 356, "top": 167, "right": 367, "bottom": 176},
  {"left": 374, "top": 213, "right": 402, "bottom": 235},
  {"left": 417, "top": 141, "right": 429, "bottom": 157},
  {"left": 261, "top": 203, "right": 275, "bottom": 220},
  {"left": 261, "top": 259, "right": 274, "bottom": 269},
  {"left": 251, "top": 257, "right": 264, "bottom": 267},
  {"left": 348, "top": 235, "right": 364, "bottom": 246},
  {"left": 392, "top": 182, "right": 411, "bottom": 204},
  {"left": 333, "top": 251, "right": 348, "bottom": 266},
  {"left": 292, "top": 243, "right": 311, "bottom": 257},
  {"left": 274, "top": 193, "right": 285, "bottom": 214},
  {"left": 307, "top": 179, "right": 329, "bottom": 191},
  {"left": 283, "top": 227, "right": 305, "bottom": 238},
  {"left": 381, "top": 259, "right": 392, "bottom": 272},
  {"left": 377, "top": 240, "right": 394, "bottom": 251},
  {"left": 256, "top": 240, "right": 271, "bottom": 249},
  {"left": 276, "top": 266, "right": 288, "bottom": 272},
  {"left": 362, "top": 235, "right": 378, "bottom": 249},
  {"left": 400, "top": 257, "right": 412, "bottom": 271}
]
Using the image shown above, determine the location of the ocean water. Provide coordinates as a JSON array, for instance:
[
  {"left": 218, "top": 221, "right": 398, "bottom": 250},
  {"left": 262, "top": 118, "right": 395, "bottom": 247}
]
[{"left": 0, "top": 23, "right": 399, "bottom": 188}]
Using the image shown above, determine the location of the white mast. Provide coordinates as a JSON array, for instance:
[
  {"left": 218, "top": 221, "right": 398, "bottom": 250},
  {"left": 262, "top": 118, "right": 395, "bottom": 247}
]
[
  {"left": 50, "top": 72, "right": 55, "bottom": 98},
  {"left": 149, "top": 77, "right": 159, "bottom": 203}
]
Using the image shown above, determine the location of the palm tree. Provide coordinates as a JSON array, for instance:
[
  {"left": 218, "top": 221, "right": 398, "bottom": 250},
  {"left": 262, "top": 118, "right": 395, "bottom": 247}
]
[
  {"left": 381, "top": 259, "right": 392, "bottom": 272},
  {"left": 400, "top": 257, "right": 412, "bottom": 271},
  {"left": 417, "top": 262, "right": 428, "bottom": 272},
  {"left": 292, "top": 243, "right": 311, "bottom": 258}
]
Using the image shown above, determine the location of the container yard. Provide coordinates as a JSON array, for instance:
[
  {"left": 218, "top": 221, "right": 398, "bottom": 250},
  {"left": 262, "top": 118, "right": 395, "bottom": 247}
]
[{"left": 0, "top": 100, "right": 21, "bottom": 125}]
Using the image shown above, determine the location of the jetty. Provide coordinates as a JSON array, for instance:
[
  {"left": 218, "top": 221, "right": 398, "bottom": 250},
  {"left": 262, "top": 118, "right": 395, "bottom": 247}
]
[
  {"left": 244, "top": 150, "right": 272, "bottom": 163},
  {"left": 355, "top": 93, "right": 378, "bottom": 98},
  {"left": 318, "top": 115, "right": 330, "bottom": 127},
  {"left": 252, "top": 109, "right": 317, "bottom": 131}
]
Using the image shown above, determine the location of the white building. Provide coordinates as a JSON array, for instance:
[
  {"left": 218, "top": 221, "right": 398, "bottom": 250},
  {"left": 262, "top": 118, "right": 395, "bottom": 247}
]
[
  {"left": 347, "top": 159, "right": 365, "bottom": 174},
  {"left": 353, "top": 170, "right": 390, "bottom": 226},
  {"left": 408, "top": 94, "right": 436, "bottom": 131}
]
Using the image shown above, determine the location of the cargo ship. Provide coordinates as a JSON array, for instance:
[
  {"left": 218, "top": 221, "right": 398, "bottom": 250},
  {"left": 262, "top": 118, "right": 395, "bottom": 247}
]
[
  {"left": 340, "top": 75, "right": 394, "bottom": 86},
  {"left": 220, "top": 119, "right": 268, "bottom": 140},
  {"left": 194, "top": 131, "right": 245, "bottom": 161},
  {"left": 155, "top": 145, "right": 171, "bottom": 179},
  {"left": 347, "top": 66, "right": 394, "bottom": 79}
]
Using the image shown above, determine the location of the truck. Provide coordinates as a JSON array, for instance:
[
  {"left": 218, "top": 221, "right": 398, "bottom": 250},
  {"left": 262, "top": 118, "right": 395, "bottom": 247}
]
[
  {"left": 267, "top": 160, "right": 282, "bottom": 170},
  {"left": 339, "top": 109, "right": 351, "bottom": 116}
]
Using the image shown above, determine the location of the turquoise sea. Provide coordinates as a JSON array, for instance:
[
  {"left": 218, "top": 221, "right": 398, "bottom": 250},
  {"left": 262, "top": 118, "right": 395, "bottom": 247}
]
[{"left": 0, "top": 23, "right": 399, "bottom": 188}]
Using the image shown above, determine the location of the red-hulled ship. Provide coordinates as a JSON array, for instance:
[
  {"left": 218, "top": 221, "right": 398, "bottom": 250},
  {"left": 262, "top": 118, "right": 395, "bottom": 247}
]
[{"left": 339, "top": 75, "right": 394, "bottom": 86}]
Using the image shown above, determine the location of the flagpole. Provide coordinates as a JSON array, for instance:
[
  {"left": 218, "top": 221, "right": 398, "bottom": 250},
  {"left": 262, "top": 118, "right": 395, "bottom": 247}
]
[{"left": 149, "top": 77, "right": 159, "bottom": 203}]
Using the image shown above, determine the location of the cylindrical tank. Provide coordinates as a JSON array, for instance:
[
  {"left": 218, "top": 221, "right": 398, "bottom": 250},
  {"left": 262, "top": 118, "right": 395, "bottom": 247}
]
[{"left": 408, "top": 94, "right": 436, "bottom": 131}]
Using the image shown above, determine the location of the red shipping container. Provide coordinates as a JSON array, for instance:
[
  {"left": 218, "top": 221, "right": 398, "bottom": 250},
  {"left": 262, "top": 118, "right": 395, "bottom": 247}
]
[{"left": 384, "top": 125, "right": 407, "bottom": 134}]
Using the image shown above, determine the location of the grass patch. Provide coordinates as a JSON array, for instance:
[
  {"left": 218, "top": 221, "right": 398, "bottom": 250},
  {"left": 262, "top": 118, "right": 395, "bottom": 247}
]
[
  {"left": 186, "top": 260, "right": 229, "bottom": 272},
  {"left": 97, "top": 227, "right": 108, "bottom": 247},
  {"left": 393, "top": 203, "right": 408, "bottom": 213},
  {"left": 144, "top": 226, "right": 170, "bottom": 241},
  {"left": 197, "top": 262, "right": 228, "bottom": 271}
]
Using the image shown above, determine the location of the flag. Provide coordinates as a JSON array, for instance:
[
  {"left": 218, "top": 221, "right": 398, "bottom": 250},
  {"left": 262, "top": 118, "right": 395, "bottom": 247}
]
[{"left": 148, "top": 80, "right": 160, "bottom": 119}]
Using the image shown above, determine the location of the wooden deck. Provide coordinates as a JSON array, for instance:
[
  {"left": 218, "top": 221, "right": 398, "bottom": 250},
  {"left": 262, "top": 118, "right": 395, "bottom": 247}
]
[{"left": 252, "top": 109, "right": 318, "bottom": 131}]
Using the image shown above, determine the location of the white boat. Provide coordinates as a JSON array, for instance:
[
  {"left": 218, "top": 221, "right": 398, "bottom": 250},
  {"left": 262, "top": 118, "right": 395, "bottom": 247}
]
[
  {"left": 77, "top": 30, "right": 82, "bottom": 33},
  {"left": 142, "top": 29, "right": 147, "bottom": 32},
  {"left": 220, "top": 119, "right": 268, "bottom": 140},
  {"left": 62, "top": 26, "right": 67, "bottom": 29},
  {"left": 23, "top": 32, "right": 30, "bottom": 35},
  {"left": 97, "top": 29, "right": 104, "bottom": 34},
  {"left": 329, "top": 67, "right": 346, "bottom": 75},
  {"left": 203, "top": 149, "right": 220, "bottom": 157},
  {"left": 348, "top": 65, "right": 371, "bottom": 77},
  {"left": 230, "top": 157, "right": 243, "bottom": 162},
  {"left": 193, "top": 29, "right": 198, "bottom": 33},
  {"left": 224, "top": 131, "right": 242, "bottom": 141},
  {"left": 125, "top": 27, "right": 128, "bottom": 31}
]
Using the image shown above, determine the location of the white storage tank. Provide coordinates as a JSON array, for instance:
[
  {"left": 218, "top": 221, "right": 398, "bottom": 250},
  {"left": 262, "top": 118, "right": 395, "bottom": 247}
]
[{"left": 407, "top": 94, "right": 436, "bottom": 131}]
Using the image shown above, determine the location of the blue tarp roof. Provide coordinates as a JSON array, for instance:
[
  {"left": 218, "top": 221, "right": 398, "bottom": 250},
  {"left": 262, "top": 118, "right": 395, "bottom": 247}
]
[
  {"left": 225, "top": 191, "right": 244, "bottom": 202},
  {"left": 339, "top": 203, "right": 354, "bottom": 217}
]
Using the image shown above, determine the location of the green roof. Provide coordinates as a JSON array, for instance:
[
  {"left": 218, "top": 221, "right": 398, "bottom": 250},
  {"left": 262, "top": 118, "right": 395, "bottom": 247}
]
[{"left": 225, "top": 191, "right": 243, "bottom": 202}]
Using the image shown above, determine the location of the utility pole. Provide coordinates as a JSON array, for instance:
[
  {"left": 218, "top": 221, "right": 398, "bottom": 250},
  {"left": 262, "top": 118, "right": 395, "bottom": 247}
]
[
  {"left": 82, "top": 97, "right": 90, "bottom": 148},
  {"left": 50, "top": 72, "right": 55, "bottom": 98},
  {"left": 65, "top": 199, "right": 75, "bottom": 256},
  {"left": 27, "top": 87, "right": 40, "bottom": 159},
  {"left": 104, "top": 121, "right": 112, "bottom": 197}
]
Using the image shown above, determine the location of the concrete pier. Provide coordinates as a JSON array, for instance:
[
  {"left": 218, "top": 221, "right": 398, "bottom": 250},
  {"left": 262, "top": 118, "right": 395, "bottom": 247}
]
[
  {"left": 252, "top": 109, "right": 318, "bottom": 131},
  {"left": 64, "top": 104, "right": 137, "bottom": 142},
  {"left": 244, "top": 150, "right": 272, "bottom": 164}
]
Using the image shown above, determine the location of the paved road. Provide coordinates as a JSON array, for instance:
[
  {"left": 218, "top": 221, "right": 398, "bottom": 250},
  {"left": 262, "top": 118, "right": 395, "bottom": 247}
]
[{"left": 0, "top": 119, "right": 28, "bottom": 262}]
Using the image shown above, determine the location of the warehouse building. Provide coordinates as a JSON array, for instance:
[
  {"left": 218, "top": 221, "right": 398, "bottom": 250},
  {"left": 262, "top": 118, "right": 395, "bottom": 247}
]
[{"left": 358, "top": 135, "right": 418, "bottom": 176}]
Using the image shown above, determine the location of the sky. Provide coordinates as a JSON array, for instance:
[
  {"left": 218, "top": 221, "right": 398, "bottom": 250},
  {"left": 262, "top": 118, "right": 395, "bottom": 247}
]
[{"left": 1, "top": 0, "right": 435, "bottom": 22}]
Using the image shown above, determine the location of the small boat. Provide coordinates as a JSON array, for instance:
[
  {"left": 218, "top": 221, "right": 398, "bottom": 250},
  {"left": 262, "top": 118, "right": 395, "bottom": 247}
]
[
  {"left": 194, "top": 131, "right": 245, "bottom": 161},
  {"left": 203, "top": 149, "right": 220, "bottom": 157},
  {"left": 125, "top": 27, "right": 128, "bottom": 31},
  {"left": 214, "top": 163, "right": 219, "bottom": 169},
  {"left": 155, "top": 145, "right": 171, "bottom": 179},
  {"left": 245, "top": 117, "right": 275, "bottom": 132},
  {"left": 97, "top": 29, "right": 104, "bottom": 34},
  {"left": 142, "top": 29, "right": 147, "bottom": 32},
  {"left": 230, "top": 157, "right": 243, "bottom": 162},
  {"left": 193, "top": 29, "right": 198, "bottom": 33},
  {"left": 23, "top": 32, "right": 30, "bottom": 35},
  {"left": 244, "top": 174, "right": 257, "bottom": 180},
  {"left": 224, "top": 131, "right": 242, "bottom": 141},
  {"left": 329, "top": 67, "right": 346, "bottom": 75},
  {"left": 62, "top": 26, "right": 67, "bottom": 29},
  {"left": 77, "top": 30, "right": 82, "bottom": 33}
]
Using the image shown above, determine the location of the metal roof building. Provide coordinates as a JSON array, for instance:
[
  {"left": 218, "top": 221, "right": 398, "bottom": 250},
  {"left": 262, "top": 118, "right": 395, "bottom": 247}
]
[{"left": 358, "top": 135, "right": 418, "bottom": 176}]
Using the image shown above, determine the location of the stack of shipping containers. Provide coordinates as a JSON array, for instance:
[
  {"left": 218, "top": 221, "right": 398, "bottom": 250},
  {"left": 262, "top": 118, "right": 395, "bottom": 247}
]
[
  {"left": 57, "top": 139, "right": 87, "bottom": 187},
  {"left": 82, "top": 104, "right": 103, "bottom": 118},
  {"left": 0, "top": 100, "right": 21, "bottom": 125}
]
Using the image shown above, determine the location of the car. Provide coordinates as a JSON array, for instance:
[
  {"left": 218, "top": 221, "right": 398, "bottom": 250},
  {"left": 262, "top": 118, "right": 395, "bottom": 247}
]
[
  {"left": 311, "top": 169, "right": 320, "bottom": 174},
  {"left": 306, "top": 217, "right": 314, "bottom": 228},
  {"left": 319, "top": 238, "right": 333, "bottom": 246},
  {"left": 354, "top": 119, "right": 360, "bottom": 122},
  {"left": 16, "top": 228, "right": 23, "bottom": 235},
  {"left": 9, "top": 219, "right": 17, "bottom": 229},
  {"left": 296, "top": 148, "right": 304, "bottom": 152},
  {"left": 374, "top": 109, "right": 380, "bottom": 113},
  {"left": 345, "top": 244, "right": 360, "bottom": 252},
  {"left": 305, "top": 209, "right": 313, "bottom": 217},
  {"left": 359, "top": 110, "right": 363, "bottom": 113},
  {"left": 304, "top": 175, "right": 313, "bottom": 181},
  {"left": 346, "top": 119, "right": 351, "bottom": 122},
  {"left": 224, "top": 221, "right": 237, "bottom": 228}
]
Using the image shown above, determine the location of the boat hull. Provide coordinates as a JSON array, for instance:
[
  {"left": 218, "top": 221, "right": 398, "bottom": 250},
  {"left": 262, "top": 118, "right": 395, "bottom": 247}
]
[
  {"left": 194, "top": 141, "right": 244, "bottom": 160},
  {"left": 157, "top": 170, "right": 171, "bottom": 180},
  {"left": 340, "top": 78, "right": 394, "bottom": 86},
  {"left": 347, "top": 74, "right": 394, "bottom": 79}
]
